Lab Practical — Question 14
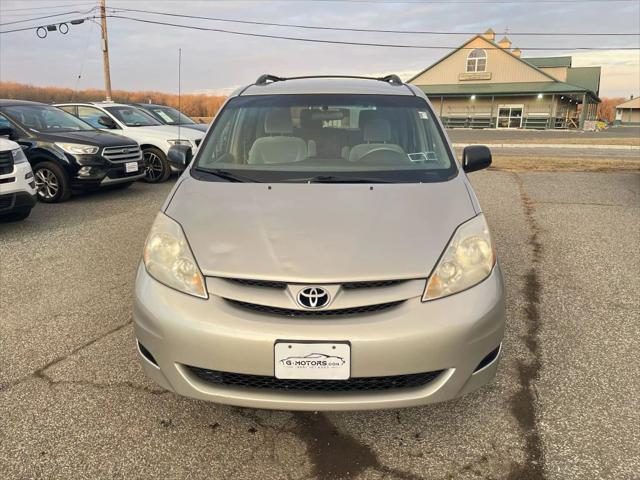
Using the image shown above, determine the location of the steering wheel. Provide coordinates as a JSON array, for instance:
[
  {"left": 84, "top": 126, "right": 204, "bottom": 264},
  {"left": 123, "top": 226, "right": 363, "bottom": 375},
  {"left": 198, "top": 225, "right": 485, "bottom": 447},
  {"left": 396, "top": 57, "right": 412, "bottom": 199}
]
[{"left": 357, "top": 147, "right": 411, "bottom": 165}]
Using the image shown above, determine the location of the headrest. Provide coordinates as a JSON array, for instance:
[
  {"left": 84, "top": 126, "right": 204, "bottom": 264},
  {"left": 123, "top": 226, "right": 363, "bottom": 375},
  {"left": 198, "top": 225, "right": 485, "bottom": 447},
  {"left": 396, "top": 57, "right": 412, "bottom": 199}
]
[
  {"left": 265, "top": 108, "right": 293, "bottom": 135},
  {"left": 358, "top": 110, "right": 378, "bottom": 129},
  {"left": 364, "top": 118, "right": 391, "bottom": 143}
]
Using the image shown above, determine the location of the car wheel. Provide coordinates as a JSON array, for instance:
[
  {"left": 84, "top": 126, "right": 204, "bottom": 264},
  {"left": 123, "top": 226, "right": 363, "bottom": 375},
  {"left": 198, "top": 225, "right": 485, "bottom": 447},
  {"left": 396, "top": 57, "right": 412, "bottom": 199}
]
[
  {"left": 142, "top": 147, "right": 170, "bottom": 183},
  {"left": 0, "top": 207, "right": 32, "bottom": 222},
  {"left": 33, "top": 161, "right": 71, "bottom": 203}
]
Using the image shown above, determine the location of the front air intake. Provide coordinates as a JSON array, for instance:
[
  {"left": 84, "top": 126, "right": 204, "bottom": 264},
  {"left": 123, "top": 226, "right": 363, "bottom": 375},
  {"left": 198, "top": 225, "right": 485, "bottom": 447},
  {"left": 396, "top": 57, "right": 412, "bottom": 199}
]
[
  {"left": 137, "top": 341, "right": 158, "bottom": 367},
  {"left": 474, "top": 345, "right": 501, "bottom": 373}
]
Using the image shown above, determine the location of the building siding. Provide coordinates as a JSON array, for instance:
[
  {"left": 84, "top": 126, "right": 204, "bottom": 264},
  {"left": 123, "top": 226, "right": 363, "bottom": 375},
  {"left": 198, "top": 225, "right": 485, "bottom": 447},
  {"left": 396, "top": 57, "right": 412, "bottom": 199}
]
[
  {"left": 409, "top": 31, "right": 600, "bottom": 129},
  {"left": 411, "top": 37, "right": 551, "bottom": 85},
  {"left": 615, "top": 108, "right": 640, "bottom": 125}
]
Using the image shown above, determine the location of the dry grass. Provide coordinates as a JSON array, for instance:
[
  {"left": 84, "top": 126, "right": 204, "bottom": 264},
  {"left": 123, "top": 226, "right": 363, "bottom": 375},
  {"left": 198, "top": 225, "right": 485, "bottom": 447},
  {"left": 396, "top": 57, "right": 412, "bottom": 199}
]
[
  {"left": 483, "top": 137, "right": 640, "bottom": 146},
  {"left": 489, "top": 155, "right": 640, "bottom": 172}
]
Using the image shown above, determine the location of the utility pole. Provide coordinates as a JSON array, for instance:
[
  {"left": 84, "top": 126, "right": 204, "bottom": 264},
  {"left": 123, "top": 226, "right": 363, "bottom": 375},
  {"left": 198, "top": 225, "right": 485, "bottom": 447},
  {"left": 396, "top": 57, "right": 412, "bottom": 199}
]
[{"left": 99, "top": 0, "right": 112, "bottom": 101}]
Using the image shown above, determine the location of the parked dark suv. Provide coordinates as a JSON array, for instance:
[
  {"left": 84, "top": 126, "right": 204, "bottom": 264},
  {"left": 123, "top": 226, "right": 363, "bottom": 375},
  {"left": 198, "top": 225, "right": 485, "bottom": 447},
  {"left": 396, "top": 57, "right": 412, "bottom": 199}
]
[
  {"left": 0, "top": 100, "right": 145, "bottom": 202},
  {"left": 131, "top": 103, "right": 208, "bottom": 132}
]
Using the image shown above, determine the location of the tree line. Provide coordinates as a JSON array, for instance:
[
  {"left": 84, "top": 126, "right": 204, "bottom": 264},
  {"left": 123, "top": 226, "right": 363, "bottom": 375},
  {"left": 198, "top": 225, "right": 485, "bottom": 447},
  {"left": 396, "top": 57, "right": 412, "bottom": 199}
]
[
  {"left": 0, "top": 81, "right": 626, "bottom": 123},
  {"left": 0, "top": 82, "right": 226, "bottom": 118}
]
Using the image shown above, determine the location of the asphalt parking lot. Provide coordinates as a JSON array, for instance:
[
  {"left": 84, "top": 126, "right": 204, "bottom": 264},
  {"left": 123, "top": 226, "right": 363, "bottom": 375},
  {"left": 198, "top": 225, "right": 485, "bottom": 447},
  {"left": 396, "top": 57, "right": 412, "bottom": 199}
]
[{"left": 1, "top": 169, "right": 639, "bottom": 479}]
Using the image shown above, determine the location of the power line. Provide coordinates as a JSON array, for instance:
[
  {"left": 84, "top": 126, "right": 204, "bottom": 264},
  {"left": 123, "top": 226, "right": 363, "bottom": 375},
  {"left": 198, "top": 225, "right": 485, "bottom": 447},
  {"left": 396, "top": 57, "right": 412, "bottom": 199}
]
[
  {"left": 0, "top": 7, "right": 97, "bottom": 27},
  {"left": 0, "top": 2, "right": 96, "bottom": 13},
  {"left": 0, "top": 15, "right": 98, "bottom": 34},
  {"left": 109, "top": 6, "right": 640, "bottom": 36},
  {"left": 104, "top": 15, "right": 640, "bottom": 51},
  {"left": 128, "top": 0, "right": 638, "bottom": 2},
  {"left": 1, "top": 11, "right": 638, "bottom": 52}
]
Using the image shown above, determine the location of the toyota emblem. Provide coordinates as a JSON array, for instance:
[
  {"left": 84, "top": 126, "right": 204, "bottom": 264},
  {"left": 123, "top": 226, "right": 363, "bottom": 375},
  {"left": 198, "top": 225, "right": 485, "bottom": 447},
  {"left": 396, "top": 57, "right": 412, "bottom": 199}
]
[{"left": 297, "top": 287, "right": 330, "bottom": 309}]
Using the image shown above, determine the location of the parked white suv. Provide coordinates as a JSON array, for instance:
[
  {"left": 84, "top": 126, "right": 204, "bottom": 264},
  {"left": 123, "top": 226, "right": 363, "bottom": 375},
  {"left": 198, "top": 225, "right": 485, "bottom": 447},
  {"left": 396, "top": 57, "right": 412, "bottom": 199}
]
[
  {"left": 56, "top": 102, "right": 204, "bottom": 183},
  {"left": 0, "top": 137, "right": 36, "bottom": 221}
]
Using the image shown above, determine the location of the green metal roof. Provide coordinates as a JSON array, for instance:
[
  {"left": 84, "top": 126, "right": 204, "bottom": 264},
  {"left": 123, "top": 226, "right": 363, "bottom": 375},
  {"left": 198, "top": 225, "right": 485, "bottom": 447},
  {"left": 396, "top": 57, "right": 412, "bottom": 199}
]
[
  {"left": 524, "top": 56, "right": 572, "bottom": 68},
  {"left": 415, "top": 81, "right": 596, "bottom": 98},
  {"left": 566, "top": 67, "right": 601, "bottom": 96}
]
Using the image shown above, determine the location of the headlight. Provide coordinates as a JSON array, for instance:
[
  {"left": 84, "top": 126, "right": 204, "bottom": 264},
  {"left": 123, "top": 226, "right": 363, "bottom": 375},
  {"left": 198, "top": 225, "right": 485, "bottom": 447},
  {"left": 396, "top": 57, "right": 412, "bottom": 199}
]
[
  {"left": 422, "top": 214, "right": 496, "bottom": 301},
  {"left": 143, "top": 212, "right": 207, "bottom": 299},
  {"left": 167, "top": 139, "right": 192, "bottom": 146},
  {"left": 55, "top": 142, "right": 99, "bottom": 155},
  {"left": 11, "top": 148, "right": 28, "bottom": 164}
]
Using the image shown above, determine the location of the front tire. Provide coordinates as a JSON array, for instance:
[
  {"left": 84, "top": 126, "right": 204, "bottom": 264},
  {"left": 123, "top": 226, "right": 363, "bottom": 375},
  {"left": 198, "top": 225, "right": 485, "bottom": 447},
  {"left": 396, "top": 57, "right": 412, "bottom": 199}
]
[
  {"left": 142, "top": 147, "right": 171, "bottom": 183},
  {"left": 33, "top": 161, "right": 71, "bottom": 203}
]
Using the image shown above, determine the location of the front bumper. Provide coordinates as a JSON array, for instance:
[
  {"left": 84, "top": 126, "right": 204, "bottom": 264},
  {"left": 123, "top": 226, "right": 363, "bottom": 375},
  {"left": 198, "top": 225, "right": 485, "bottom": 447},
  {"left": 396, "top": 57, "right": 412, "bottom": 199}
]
[
  {"left": 69, "top": 154, "right": 145, "bottom": 189},
  {"left": 0, "top": 162, "right": 37, "bottom": 214},
  {"left": 0, "top": 191, "right": 37, "bottom": 214},
  {"left": 133, "top": 265, "right": 505, "bottom": 411}
]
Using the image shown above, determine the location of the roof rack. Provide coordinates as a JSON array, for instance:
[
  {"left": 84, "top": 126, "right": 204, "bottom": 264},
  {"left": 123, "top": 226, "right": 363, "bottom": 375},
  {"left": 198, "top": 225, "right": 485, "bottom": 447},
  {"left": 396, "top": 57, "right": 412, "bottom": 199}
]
[
  {"left": 254, "top": 74, "right": 404, "bottom": 86},
  {"left": 255, "top": 74, "right": 286, "bottom": 85}
]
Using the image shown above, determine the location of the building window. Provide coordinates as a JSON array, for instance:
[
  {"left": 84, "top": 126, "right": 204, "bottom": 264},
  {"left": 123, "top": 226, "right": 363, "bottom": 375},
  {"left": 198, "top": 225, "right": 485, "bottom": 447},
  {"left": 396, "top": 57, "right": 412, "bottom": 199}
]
[{"left": 466, "top": 49, "right": 487, "bottom": 72}]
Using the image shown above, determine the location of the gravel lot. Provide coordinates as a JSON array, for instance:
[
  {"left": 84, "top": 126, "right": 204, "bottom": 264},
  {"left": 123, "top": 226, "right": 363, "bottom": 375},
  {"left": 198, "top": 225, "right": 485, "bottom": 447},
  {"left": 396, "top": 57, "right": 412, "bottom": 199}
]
[{"left": 1, "top": 170, "right": 638, "bottom": 479}]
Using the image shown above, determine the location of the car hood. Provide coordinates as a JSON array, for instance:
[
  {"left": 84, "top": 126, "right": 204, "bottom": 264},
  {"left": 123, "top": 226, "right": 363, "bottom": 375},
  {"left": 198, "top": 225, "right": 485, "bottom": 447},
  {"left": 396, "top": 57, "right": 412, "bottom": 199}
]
[
  {"left": 165, "top": 175, "right": 476, "bottom": 282},
  {"left": 0, "top": 137, "right": 19, "bottom": 151},
  {"left": 180, "top": 123, "right": 208, "bottom": 132},
  {"left": 35, "top": 129, "right": 136, "bottom": 146},
  {"left": 127, "top": 125, "right": 203, "bottom": 140}
]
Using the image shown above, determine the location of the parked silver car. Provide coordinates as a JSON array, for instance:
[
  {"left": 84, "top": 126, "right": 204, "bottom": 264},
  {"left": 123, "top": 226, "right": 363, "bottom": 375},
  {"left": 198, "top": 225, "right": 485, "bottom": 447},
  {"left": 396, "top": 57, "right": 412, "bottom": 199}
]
[{"left": 134, "top": 74, "right": 505, "bottom": 411}]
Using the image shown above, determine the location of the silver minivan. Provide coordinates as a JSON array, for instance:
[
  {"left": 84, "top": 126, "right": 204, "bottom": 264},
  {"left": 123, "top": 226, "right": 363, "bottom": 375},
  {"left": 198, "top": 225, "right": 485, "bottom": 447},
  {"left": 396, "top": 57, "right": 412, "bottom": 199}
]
[{"left": 134, "top": 75, "right": 505, "bottom": 411}]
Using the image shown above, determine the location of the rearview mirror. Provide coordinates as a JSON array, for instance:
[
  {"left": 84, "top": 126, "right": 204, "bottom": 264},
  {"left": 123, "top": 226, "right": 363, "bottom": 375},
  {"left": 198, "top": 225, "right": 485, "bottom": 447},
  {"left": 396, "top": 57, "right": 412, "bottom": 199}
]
[
  {"left": 167, "top": 144, "right": 193, "bottom": 170},
  {"left": 462, "top": 145, "right": 492, "bottom": 173},
  {"left": 98, "top": 115, "right": 117, "bottom": 129}
]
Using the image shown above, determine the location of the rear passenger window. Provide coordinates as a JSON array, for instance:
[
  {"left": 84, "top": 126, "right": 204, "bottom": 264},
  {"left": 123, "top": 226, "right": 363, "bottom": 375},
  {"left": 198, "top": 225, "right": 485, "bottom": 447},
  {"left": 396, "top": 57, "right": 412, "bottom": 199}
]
[{"left": 78, "top": 106, "right": 106, "bottom": 129}]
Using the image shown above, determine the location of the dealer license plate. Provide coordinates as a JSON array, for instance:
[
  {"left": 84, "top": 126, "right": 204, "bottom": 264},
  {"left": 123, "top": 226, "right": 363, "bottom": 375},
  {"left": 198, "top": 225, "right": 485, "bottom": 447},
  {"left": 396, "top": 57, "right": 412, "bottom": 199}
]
[
  {"left": 274, "top": 341, "right": 350, "bottom": 380},
  {"left": 125, "top": 161, "right": 138, "bottom": 173}
]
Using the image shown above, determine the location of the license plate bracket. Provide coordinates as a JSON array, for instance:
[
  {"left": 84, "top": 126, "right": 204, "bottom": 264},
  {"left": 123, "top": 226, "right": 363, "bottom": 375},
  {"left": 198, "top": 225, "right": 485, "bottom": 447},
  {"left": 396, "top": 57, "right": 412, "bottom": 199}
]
[
  {"left": 125, "top": 161, "right": 138, "bottom": 173},
  {"left": 274, "top": 341, "right": 351, "bottom": 380}
]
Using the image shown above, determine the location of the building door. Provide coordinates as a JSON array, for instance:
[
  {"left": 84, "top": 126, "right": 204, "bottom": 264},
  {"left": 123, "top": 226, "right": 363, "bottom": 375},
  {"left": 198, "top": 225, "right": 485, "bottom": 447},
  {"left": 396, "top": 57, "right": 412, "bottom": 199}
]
[{"left": 497, "top": 105, "right": 524, "bottom": 128}]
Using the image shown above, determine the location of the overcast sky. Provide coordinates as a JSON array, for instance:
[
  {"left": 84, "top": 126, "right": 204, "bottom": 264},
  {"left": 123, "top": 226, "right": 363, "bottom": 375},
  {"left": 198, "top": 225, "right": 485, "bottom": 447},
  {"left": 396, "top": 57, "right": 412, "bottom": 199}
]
[{"left": 1, "top": 0, "right": 639, "bottom": 98}]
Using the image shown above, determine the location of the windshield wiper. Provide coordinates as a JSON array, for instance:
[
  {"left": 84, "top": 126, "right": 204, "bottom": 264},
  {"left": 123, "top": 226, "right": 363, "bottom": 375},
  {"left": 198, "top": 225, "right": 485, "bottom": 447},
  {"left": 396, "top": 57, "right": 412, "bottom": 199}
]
[
  {"left": 195, "top": 168, "right": 257, "bottom": 183},
  {"left": 282, "top": 175, "right": 393, "bottom": 184}
]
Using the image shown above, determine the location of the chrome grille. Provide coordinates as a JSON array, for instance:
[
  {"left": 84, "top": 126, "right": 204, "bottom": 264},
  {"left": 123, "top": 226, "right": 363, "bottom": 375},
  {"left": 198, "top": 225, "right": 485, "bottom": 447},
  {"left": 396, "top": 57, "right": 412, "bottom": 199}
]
[
  {"left": 102, "top": 145, "right": 142, "bottom": 163},
  {"left": 224, "top": 278, "right": 287, "bottom": 289},
  {"left": 343, "top": 280, "right": 408, "bottom": 289},
  {"left": 220, "top": 278, "right": 408, "bottom": 290}
]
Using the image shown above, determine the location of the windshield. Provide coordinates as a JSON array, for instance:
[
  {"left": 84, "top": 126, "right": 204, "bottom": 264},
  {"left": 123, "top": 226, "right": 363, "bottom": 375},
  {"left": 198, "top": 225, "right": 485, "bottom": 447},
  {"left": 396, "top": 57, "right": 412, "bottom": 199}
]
[
  {"left": 104, "top": 106, "right": 162, "bottom": 127},
  {"left": 194, "top": 94, "right": 456, "bottom": 183},
  {"left": 2, "top": 105, "right": 94, "bottom": 132},
  {"left": 147, "top": 106, "right": 195, "bottom": 125}
]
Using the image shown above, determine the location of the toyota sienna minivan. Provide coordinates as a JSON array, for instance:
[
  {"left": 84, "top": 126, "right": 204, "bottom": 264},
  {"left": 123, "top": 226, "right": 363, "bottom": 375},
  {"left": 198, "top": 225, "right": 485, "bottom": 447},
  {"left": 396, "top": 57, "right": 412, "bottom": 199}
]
[{"left": 134, "top": 75, "right": 505, "bottom": 411}]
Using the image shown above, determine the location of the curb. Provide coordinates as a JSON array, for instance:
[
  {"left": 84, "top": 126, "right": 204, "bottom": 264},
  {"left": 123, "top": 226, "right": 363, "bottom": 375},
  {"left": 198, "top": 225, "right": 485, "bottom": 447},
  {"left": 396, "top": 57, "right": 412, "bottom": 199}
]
[{"left": 452, "top": 143, "right": 640, "bottom": 151}]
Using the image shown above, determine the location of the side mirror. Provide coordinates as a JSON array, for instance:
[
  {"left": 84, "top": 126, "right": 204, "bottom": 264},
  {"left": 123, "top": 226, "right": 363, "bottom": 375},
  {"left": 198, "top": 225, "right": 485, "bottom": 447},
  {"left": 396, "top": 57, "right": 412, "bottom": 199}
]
[
  {"left": 462, "top": 145, "right": 492, "bottom": 173},
  {"left": 98, "top": 116, "right": 117, "bottom": 129},
  {"left": 167, "top": 144, "right": 192, "bottom": 170},
  {"left": 0, "top": 126, "right": 15, "bottom": 139}
]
